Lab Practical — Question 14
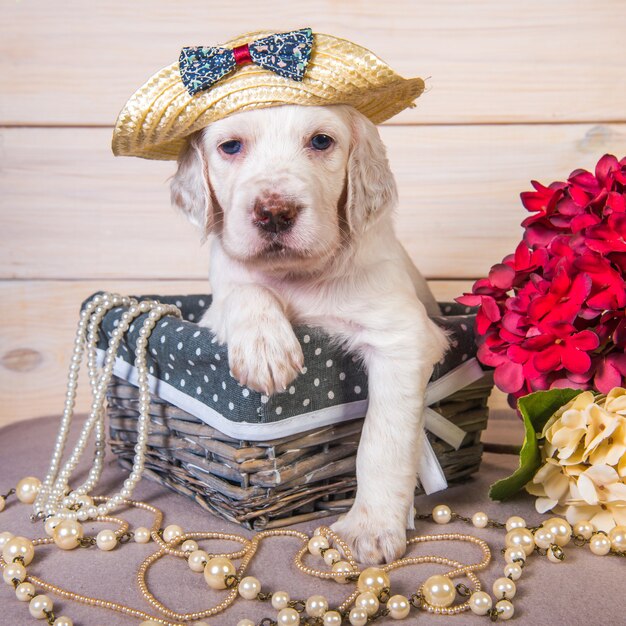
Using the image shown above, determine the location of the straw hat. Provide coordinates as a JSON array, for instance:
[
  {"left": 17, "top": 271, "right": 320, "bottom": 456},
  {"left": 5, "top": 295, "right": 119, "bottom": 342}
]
[{"left": 112, "top": 28, "right": 425, "bottom": 160}]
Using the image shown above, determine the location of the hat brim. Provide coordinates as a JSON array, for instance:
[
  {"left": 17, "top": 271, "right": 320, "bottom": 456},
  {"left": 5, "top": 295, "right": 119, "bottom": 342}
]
[{"left": 112, "top": 32, "right": 425, "bottom": 160}]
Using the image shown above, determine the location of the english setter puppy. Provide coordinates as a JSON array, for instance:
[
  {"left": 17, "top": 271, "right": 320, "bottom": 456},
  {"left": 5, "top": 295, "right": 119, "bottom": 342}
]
[{"left": 171, "top": 104, "right": 448, "bottom": 564}]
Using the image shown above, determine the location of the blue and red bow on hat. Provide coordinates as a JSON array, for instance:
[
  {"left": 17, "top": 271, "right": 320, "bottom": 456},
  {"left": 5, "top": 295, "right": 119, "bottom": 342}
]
[{"left": 179, "top": 28, "right": 314, "bottom": 96}]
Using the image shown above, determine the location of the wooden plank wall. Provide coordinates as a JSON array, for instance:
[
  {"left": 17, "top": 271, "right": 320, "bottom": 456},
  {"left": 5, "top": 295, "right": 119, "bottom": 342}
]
[{"left": 1, "top": 1, "right": 625, "bottom": 428}]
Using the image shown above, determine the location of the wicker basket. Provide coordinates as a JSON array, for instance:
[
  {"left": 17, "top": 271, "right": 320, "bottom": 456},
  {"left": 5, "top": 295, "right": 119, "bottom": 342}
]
[
  {"left": 93, "top": 294, "right": 493, "bottom": 529},
  {"left": 107, "top": 371, "right": 493, "bottom": 530}
]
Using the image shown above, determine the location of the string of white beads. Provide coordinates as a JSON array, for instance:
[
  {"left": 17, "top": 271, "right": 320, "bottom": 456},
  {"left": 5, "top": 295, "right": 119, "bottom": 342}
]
[
  {"left": 134, "top": 527, "right": 152, "bottom": 544},
  {"left": 32, "top": 294, "right": 181, "bottom": 522},
  {"left": 472, "top": 511, "right": 489, "bottom": 528},
  {"left": 238, "top": 576, "right": 261, "bottom": 600},
  {"left": 15, "top": 478, "right": 41, "bottom": 505},
  {"left": 432, "top": 504, "right": 452, "bottom": 524},
  {"left": 589, "top": 532, "right": 612, "bottom": 555}
]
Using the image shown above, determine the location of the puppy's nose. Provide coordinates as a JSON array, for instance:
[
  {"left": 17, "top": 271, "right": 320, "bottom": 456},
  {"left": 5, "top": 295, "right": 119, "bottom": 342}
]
[{"left": 253, "top": 196, "right": 299, "bottom": 233}]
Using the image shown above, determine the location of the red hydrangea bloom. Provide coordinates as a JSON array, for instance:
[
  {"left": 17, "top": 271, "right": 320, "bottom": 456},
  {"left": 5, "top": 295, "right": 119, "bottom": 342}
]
[{"left": 457, "top": 154, "right": 626, "bottom": 406}]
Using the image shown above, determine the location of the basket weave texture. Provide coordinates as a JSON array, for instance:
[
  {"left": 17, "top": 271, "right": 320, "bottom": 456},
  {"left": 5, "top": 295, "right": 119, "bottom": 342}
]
[{"left": 108, "top": 373, "right": 493, "bottom": 530}]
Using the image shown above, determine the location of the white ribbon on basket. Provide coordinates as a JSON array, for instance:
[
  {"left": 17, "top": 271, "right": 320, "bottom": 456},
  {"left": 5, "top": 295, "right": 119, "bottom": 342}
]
[{"left": 417, "top": 357, "right": 488, "bottom": 495}]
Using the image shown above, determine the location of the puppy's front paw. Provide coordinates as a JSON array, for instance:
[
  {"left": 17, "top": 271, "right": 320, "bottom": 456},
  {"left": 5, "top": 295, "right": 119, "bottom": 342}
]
[
  {"left": 331, "top": 505, "right": 407, "bottom": 565},
  {"left": 228, "top": 318, "right": 304, "bottom": 396}
]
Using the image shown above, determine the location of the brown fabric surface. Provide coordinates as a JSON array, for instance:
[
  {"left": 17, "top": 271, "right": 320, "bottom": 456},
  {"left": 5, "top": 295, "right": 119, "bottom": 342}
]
[{"left": 0, "top": 414, "right": 622, "bottom": 626}]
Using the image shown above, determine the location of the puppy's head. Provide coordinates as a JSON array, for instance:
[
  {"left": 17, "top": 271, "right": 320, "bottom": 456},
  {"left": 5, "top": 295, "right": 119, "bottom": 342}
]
[{"left": 171, "top": 104, "right": 397, "bottom": 274}]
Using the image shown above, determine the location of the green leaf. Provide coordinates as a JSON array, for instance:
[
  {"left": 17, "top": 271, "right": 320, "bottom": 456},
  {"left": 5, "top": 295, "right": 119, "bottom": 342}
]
[{"left": 489, "top": 388, "right": 583, "bottom": 501}]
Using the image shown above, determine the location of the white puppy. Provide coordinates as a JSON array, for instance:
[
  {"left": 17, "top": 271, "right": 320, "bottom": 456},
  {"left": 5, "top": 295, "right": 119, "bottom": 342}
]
[{"left": 171, "top": 104, "right": 449, "bottom": 563}]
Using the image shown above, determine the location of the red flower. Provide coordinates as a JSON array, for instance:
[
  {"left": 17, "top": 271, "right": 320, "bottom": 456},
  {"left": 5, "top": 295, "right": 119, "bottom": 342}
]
[
  {"left": 457, "top": 154, "right": 626, "bottom": 405},
  {"left": 597, "top": 310, "right": 626, "bottom": 347},
  {"left": 574, "top": 254, "right": 626, "bottom": 312},
  {"left": 527, "top": 264, "right": 591, "bottom": 326},
  {"left": 499, "top": 242, "right": 549, "bottom": 287},
  {"left": 456, "top": 293, "right": 502, "bottom": 335},
  {"left": 520, "top": 180, "right": 565, "bottom": 216},
  {"left": 595, "top": 353, "right": 626, "bottom": 393},
  {"left": 477, "top": 331, "right": 511, "bottom": 368},
  {"left": 585, "top": 212, "right": 626, "bottom": 254},
  {"left": 493, "top": 360, "right": 525, "bottom": 394},
  {"left": 524, "top": 323, "right": 599, "bottom": 375}
]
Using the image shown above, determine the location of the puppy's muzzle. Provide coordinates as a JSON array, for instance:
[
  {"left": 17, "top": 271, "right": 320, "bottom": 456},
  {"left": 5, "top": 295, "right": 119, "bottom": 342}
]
[{"left": 253, "top": 194, "right": 301, "bottom": 234}]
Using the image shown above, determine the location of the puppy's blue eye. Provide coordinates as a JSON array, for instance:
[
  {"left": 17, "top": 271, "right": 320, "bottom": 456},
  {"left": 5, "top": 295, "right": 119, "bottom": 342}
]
[
  {"left": 219, "top": 140, "right": 242, "bottom": 155},
  {"left": 310, "top": 134, "right": 333, "bottom": 151}
]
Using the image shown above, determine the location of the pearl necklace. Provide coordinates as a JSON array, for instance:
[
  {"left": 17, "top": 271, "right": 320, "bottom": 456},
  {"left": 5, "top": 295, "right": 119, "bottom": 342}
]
[
  {"left": 2, "top": 292, "right": 626, "bottom": 625},
  {"left": 2, "top": 491, "right": 626, "bottom": 626},
  {"left": 32, "top": 293, "right": 182, "bottom": 523}
]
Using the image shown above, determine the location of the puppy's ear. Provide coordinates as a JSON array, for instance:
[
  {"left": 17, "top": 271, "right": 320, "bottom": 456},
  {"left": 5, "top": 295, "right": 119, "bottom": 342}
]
[
  {"left": 345, "top": 111, "right": 398, "bottom": 234},
  {"left": 170, "top": 131, "right": 214, "bottom": 240}
]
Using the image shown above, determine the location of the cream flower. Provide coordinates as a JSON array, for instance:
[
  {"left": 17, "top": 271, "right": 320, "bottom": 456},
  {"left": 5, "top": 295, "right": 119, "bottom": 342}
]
[
  {"left": 542, "top": 391, "right": 594, "bottom": 438},
  {"left": 560, "top": 463, "right": 587, "bottom": 479},
  {"left": 563, "top": 502, "right": 626, "bottom": 533},
  {"left": 525, "top": 387, "right": 626, "bottom": 530},
  {"left": 588, "top": 418, "right": 626, "bottom": 466},
  {"left": 603, "top": 386, "right": 626, "bottom": 415},
  {"left": 619, "top": 453, "right": 626, "bottom": 479},
  {"left": 583, "top": 403, "right": 621, "bottom": 460},
  {"left": 576, "top": 464, "right": 626, "bottom": 505},
  {"left": 544, "top": 410, "right": 587, "bottom": 462},
  {"left": 526, "top": 458, "right": 575, "bottom": 513},
  {"left": 541, "top": 391, "right": 593, "bottom": 464}
]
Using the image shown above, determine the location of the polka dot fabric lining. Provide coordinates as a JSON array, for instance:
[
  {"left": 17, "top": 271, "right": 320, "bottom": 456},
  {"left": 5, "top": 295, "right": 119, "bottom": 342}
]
[{"left": 86, "top": 294, "right": 478, "bottom": 428}]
